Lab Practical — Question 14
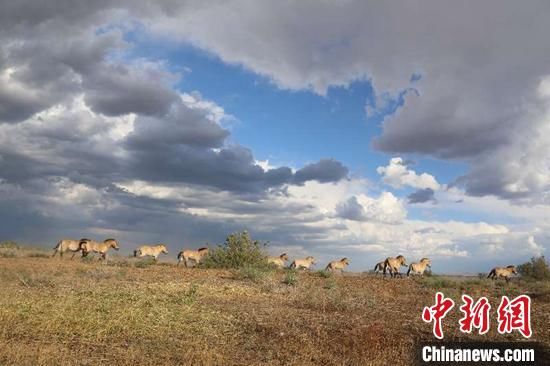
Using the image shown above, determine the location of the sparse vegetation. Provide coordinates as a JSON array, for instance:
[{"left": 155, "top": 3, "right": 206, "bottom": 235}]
[
  {"left": 421, "top": 275, "right": 458, "bottom": 289},
  {"left": 323, "top": 277, "right": 337, "bottom": 289},
  {"left": 283, "top": 269, "right": 298, "bottom": 286},
  {"left": 0, "top": 250, "right": 16, "bottom": 258},
  {"left": 317, "top": 269, "right": 332, "bottom": 278},
  {"left": 26, "top": 252, "right": 50, "bottom": 258},
  {"left": 0, "top": 246, "right": 549, "bottom": 365},
  {"left": 236, "top": 265, "right": 272, "bottom": 283},
  {"left": 134, "top": 257, "right": 157, "bottom": 268},
  {"left": 0, "top": 240, "right": 20, "bottom": 249},
  {"left": 518, "top": 256, "right": 550, "bottom": 281}
]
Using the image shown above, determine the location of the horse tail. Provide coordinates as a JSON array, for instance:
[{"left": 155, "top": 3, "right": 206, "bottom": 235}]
[
  {"left": 407, "top": 265, "right": 412, "bottom": 277},
  {"left": 176, "top": 251, "right": 184, "bottom": 266},
  {"left": 383, "top": 259, "right": 389, "bottom": 276},
  {"left": 289, "top": 261, "right": 296, "bottom": 270},
  {"left": 487, "top": 269, "right": 495, "bottom": 279},
  {"left": 52, "top": 240, "right": 62, "bottom": 257},
  {"left": 133, "top": 250, "right": 138, "bottom": 257}
]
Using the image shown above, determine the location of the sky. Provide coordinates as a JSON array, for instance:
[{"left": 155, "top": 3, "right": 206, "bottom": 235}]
[{"left": 0, "top": 1, "right": 549, "bottom": 273}]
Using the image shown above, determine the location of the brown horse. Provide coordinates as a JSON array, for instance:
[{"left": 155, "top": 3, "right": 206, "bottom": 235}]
[
  {"left": 80, "top": 238, "right": 120, "bottom": 260},
  {"left": 407, "top": 258, "right": 431, "bottom": 277},
  {"left": 290, "top": 256, "right": 316, "bottom": 270},
  {"left": 487, "top": 265, "right": 517, "bottom": 283},
  {"left": 134, "top": 244, "right": 168, "bottom": 260},
  {"left": 267, "top": 253, "right": 289, "bottom": 268},
  {"left": 325, "top": 258, "right": 350, "bottom": 273},
  {"left": 177, "top": 247, "right": 209, "bottom": 267},
  {"left": 52, "top": 239, "right": 83, "bottom": 259},
  {"left": 383, "top": 255, "right": 407, "bottom": 278},
  {"left": 373, "top": 261, "right": 386, "bottom": 276}
]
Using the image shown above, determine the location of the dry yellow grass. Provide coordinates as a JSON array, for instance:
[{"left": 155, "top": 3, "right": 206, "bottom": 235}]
[{"left": 0, "top": 255, "right": 549, "bottom": 365}]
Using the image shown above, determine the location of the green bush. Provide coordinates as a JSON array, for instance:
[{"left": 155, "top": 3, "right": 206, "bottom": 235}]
[
  {"left": 0, "top": 240, "right": 20, "bottom": 249},
  {"left": 518, "top": 256, "right": 550, "bottom": 281},
  {"left": 201, "top": 231, "right": 269, "bottom": 269},
  {"left": 283, "top": 269, "right": 298, "bottom": 286},
  {"left": 317, "top": 270, "right": 332, "bottom": 278}
]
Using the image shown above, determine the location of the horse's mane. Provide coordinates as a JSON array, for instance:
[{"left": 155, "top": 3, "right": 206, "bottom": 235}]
[
  {"left": 506, "top": 265, "right": 516, "bottom": 269},
  {"left": 341, "top": 257, "right": 348, "bottom": 262},
  {"left": 197, "top": 247, "right": 208, "bottom": 252},
  {"left": 104, "top": 238, "right": 116, "bottom": 242},
  {"left": 420, "top": 257, "right": 430, "bottom": 262}
]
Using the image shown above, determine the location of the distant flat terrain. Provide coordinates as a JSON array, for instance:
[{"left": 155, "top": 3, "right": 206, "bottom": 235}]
[{"left": 1, "top": 256, "right": 549, "bottom": 365}]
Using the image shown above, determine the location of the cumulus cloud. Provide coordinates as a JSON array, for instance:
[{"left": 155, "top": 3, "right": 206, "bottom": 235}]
[
  {"left": 377, "top": 157, "right": 440, "bottom": 190},
  {"left": 135, "top": 0, "right": 550, "bottom": 202},
  {"left": 407, "top": 188, "right": 436, "bottom": 204},
  {"left": 336, "top": 192, "right": 406, "bottom": 224},
  {"left": 0, "top": 0, "right": 548, "bottom": 272},
  {"left": 293, "top": 159, "right": 349, "bottom": 185}
]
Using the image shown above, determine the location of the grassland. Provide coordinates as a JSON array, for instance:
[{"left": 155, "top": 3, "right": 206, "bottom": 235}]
[{"left": 0, "top": 250, "right": 549, "bottom": 365}]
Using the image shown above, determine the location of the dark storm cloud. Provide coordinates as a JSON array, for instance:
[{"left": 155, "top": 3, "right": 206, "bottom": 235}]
[
  {"left": 293, "top": 159, "right": 349, "bottom": 185},
  {"left": 407, "top": 188, "right": 436, "bottom": 204},
  {"left": 83, "top": 64, "right": 180, "bottom": 117},
  {"left": 335, "top": 196, "right": 366, "bottom": 221},
  {"left": 0, "top": 86, "right": 51, "bottom": 123},
  {"left": 126, "top": 100, "right": 229, "bottom": 149}
]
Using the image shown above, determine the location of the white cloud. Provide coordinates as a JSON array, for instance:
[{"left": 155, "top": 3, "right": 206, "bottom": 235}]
[{"left": 377, "top": 157, "right": 440, "bottom": 190}]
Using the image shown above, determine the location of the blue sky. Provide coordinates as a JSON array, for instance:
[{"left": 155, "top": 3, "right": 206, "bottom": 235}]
[
  {"left": 0, "top": 1, "right": 548, "bottom": 273},
  {"left": 127, "top": 30, "right": 467, "bottom": 186}
]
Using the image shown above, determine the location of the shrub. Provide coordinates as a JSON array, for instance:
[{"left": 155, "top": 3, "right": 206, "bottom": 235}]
[
  {"left": 0, "top": 240, "right": 19, "bottom": 249},
  {"left": 283, "top": 270, "right": 298, "bottom": 286},
  {"left": 236, "top": 265, "right": 271, "bottom": 283},
  {"left": 0, "top": 250, "right": 16, "bottom": 258},
  {"left": 517, "top": 256, "right": 550, "bottom": 281},
  {"left": 201, "top": 231, "right": 269, "bottom": 269},
  {"left": 134, "top": 258, "right": 157, "bottom": 268},
  {"left": 317, "top": 270, "right": 332, "bottom": 278}
]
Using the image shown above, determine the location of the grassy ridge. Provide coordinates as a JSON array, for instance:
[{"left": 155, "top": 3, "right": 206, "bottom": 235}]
[{"left": 0, "top": 252, "right": 549, "bottom": 365}]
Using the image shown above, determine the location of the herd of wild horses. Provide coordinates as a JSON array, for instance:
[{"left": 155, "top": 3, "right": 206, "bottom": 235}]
[{"left": 51, "top": 238, "right": 519, "bottom": 282}]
